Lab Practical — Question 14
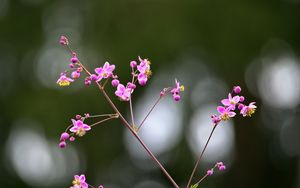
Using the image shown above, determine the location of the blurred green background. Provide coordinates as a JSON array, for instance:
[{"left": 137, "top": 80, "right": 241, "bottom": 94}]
[{"left": 1, "top": 0, "right": 300, "bottom": 187}]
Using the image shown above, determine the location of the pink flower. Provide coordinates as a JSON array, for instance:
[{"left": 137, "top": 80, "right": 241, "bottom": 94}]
[
  {"left": 60, "top": 132, "right": 70, "bottom": 141},
  {"left": 57, "top": 73, "right": 74, "bottom": 86},
  {"left": 137, "top": 57, "right": 152, "bottom": 86},
  {"left": 170, "top": 79, "right": 184, "bottom": 101},
  {"left": 211, "top": 114, "right": 221, "bottom": 125},
  {"left": 59, "top": 35, "right": 69, "bottom": 45},
  {"left": 70, "top": 119, "right": 91, "bottom": 137},
  {"left": 240, "top": 102, "right": 257, "bottom": 117},
  {"left": 111, "top": 79, "right": 119, "bottom": 87},
  {"left": 70, "top": 53, "right": 79, "bottom": 63},
  {"left": 217, "top": 106, "right": 236, "bottom": 121},
  {"left": 115, "top": 84, "right": 132, "bottom": 101},
  {"left": 71, "top": 71, "right": 81, "bottom": 79},
  {"left": 233, "top": 86, "right": 241, "bottom": 94},
  {"left": 217, "top": 162, "right": 226, "bottom": 171},
  {"left": 95, "top": 62, "right": 115, "bottom": 82},
  {"left": 71, "top": 174, "right": 88, "bottom": 188},
  {"left": 130, "top": 60, "right": 137, "bottom": 68},
  {"left": 221, "top": 93, "right": 240, "bottom": 110},
  {"left": 207, "top": 169, "right": 214, "bottom": 176},
  {"left": 59, "top": 141, "right": 66, "bottom": 148}
]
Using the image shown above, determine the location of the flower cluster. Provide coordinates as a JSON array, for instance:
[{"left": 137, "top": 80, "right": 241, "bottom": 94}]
[
  {"left": 112, "top": 56, "right": 151, "bottom": 101},
  {"left": 56, "top": 51, "right": 83, "bottom": 86},
  {"left": 211, "top": 86, "right": 257, "bottom": 125},
  {"left": 159, "top": 79, "right": 184, "bottom": 102},
  {"left": 59, "top": 114, "right": 91, "bottom": 148}
]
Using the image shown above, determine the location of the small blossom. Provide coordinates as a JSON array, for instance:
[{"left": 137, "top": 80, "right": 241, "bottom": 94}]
[
  {"left": 239, "top": 96, "right": 245, "bottom": 102},
  {"left": 70, "top": 53, "right": 79, "bottom": 63},
  {"left": 59, "top": 141, "right": 66, "bottom": 148},
  {"left": 95, "top": 62, "right": 115, "bottom": 82},
  {"left": 219, "top": 165, "right": 226, "bottom": 171},
  {"left": 70, "top": 136, "right": 75, "bottom": 142},
  {"left": 211, "top": 114, "right": 221, "bottom": 125},
  {"left": 57, "top": 73, "right": 74, "bottom": 86},
  {"left": 233, "top": 86, "right": 241, "bottom": 94},
  {"left": 238, "top": 103, "right": 244, "bottom": 110},
  {"left": 84, "top": 77, "right": 92, "bottom": 86},
  {"left": 130, "top": 61, "right": 137, "bottom": 68},
  {"left": 240, "top": 102, "right": 257, "bottom": 117},
  {"left": 221, "top": 93, "right": 240, "bottom": 110},
  {"left": 71, "top": 71, "right": 81, "bottom": 79},
  {"left": 170, "top": 79, "right": 184, "bottom": 101},
  {"left": 98, "top": 186, "right": 104, "bottom": 188},
  {"left": 137, "top": 57, "right": 152, "bottom": 86},
  {"left": 70, "top": 119, "right": 91, "bottom": 137},
  {"left": 71, "top": 174, "right": 88, "bottom": 188},
  {"left": 90, "top": 74, "right": 98, "bottom": 81},
  {"left": 60, "top": 132, "right": 70, "bottom": 141},
  {"left": 115, "top": 84, "right": 132, "bottom": 101},
  {"left": 59, "top": 35, "right": 69, "bottom": 45},
  {"left": 69, "top": 63, "right": 75, "bottom": 68},
  {"left": 75, "top": 115, "right": 82, "bottom": 120},
  {"left": 207, "top": 169, "right": 214, "bottom": 176},
  {"left": 217, "top": 106, "right": 236, "bottom": 121},
  {"left": 126, "top": 82, "right": 136, "bottom": 89},
  {"left": 84, "top": 113, "right": 90, "bottom": 118},
  {"left": 111, "top": 79, "right": 119, "bottom": 87}
]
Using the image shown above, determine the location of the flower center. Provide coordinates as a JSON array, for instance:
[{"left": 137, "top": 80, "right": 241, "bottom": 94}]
[
  {"left": 76, "top": 127, "right": 86, "bottom": 137},
  {"left": 72, "top": 179, "right": 81, "bottom": 186},
  {"left": 230, "top": 99, "right": 235, "bottom": 105},
  {"left": 58, "top": 80, "right": 71, "bottom": 86},
  {"left": 246, "top": 108, "right": 256, "bottom": 117},
  {"left": 221, "top": 113, "right": 230, "bottom": 121}
]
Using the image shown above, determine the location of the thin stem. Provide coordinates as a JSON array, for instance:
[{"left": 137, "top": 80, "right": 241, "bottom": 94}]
[
  {"left": 87, "top": 114, "right": 117, "bottom": 118},
  {"left": 129, "top": 67, "right": 136, "bottom": 127},
  {"left": 129, "top": 95, "right": 136, "bottom": 127},
  {"left": 186, "top": 124, "right": 218, "bottom": 188},
  {"left": 88, "top": 184, "right": 95, "bottom": 188},
  {"left": 137, "top": 96, "right": 162, "bottom": 132},
  {"left": 90, "top": 116, "right": 118, "bottom": 127}
]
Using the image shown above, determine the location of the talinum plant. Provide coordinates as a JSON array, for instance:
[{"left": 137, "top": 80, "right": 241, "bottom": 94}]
[{"left": 57, "top": 36, "right": 257, "bottom": 188}]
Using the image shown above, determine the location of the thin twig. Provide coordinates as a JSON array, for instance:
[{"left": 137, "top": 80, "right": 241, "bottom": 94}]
[
  {"left": 186, "top": 124, "right": 218, "bottom": 188},
  {"left": 137, "top": 96, "right": 162, "bottom": 132},
  {"left": 90, "top": 116, "right": 118, "bottom": 127}
]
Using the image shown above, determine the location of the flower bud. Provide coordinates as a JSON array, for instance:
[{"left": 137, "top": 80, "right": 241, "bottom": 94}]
[
  {"left": 111, "top": 79, "right": 120, "bottom": 87},
  {"left": 233, "top": 86, "right": 241, "bottom": 94}
]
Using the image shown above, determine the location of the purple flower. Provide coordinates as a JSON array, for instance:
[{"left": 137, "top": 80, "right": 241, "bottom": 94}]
[
  {"left": 170, "top": 79, "right": 184, "bottom": 101},
  {"left": 217, "top": 106, "right": 236, "bottom": 121},
  {"left": 59, "top": 35, "right": 69, "bottom": 45},
  {"left": 211, "top": 114, "right": 221, "bottom": 125},
  {"left": 111, "top": 79, "right": 119, "bottom": 87},
  {"left": 115, "top": 84, "right": 132, "bottom": 101},
  {"left": 240, "top": 102, "right": 257, "bottom": 117},
  {"left": 59, "top": 141, "right": 66, "bottom": 148},
  {"left": 57, "top": 73, "right": 74, "bottom": 86},
  {"left": 137, "top": 57, "right": 152, "bottom": 86},
  {"left": 70, "top": 119, "right": 91, "bottom": 137},
  {"left": 71, "top": 71, "right": 81, "bottom": 79},
  {"left": 95, "top": 62, "right": 115, "bottom": 82},
  {"left": 71, "top": 174, "right": 88, "bottom": 188},
  {"left": 221, "top": 93, "right": 240, "bottom": 110},
  {"left": 207, "top": 169, "right": 214, "bottom": 176},
  {"left": 233, "top": 86, "right": 241, "bottom": 94},
  {"left": 60, "top": 132, "right": 70, "bottom": 141},
  {"left": 130, "top": 60, "right": 137, "bottom": 68}
]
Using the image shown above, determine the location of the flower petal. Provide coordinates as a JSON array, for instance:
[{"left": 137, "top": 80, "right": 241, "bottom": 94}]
[
  {"left": 221, "top": 99, "right": 230, "bottom": 106},
  {"left": 217, "top": 106, "right": 225, "bottom": 114}
]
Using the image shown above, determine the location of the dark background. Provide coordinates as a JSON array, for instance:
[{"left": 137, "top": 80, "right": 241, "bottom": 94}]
[{"left": 1, "top": 0, "right": 300, "bottom": 187}]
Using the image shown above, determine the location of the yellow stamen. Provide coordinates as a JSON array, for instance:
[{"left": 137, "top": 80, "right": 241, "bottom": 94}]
[
  {"left": 146, "top": 70, "right": 152, "bottom": 77},
  {"left": 72, "top": 179, "right": 80, "bottom": 185},
  {"left": 58, "top": 81, "right": 71, "bottom": 86},
  {"left": 221, "top": 113, "right": 230, "bottom": 121},
  {"left": 76, "top": 128, "right": 86, "bottom": 137},
  {"left": 180, "top": 85, "right": 185, "bottom": 91},
  {"left": 246, "top": 109, "right": 256, "bottom": 117}
]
